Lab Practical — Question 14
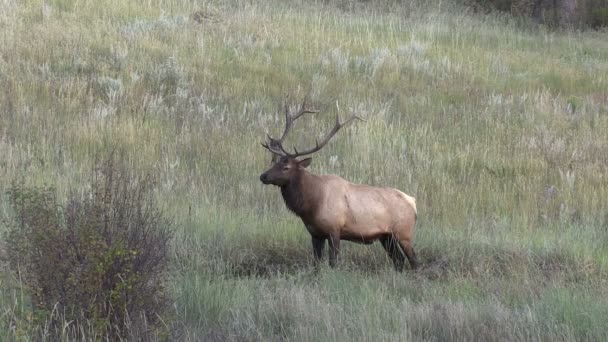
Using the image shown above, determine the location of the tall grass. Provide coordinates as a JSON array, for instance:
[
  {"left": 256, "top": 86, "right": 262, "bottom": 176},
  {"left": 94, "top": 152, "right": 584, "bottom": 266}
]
[{"left": 0, "top": 0, "right": 607, "bottom": 340}]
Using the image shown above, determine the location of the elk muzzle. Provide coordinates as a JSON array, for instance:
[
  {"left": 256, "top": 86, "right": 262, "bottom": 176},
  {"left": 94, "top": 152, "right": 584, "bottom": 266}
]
[{"left": 260, "top": 172, "right": 271, "bottom": 184}]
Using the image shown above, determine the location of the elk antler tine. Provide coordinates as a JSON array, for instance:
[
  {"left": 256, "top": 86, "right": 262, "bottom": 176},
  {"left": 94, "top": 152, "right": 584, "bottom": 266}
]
[
  {"left": 303, "top": 91, "right": 313, "bottom": 109},
  {"left": 342, "top": 114, "right": 365, "bottom": 126},
  {"left": 263, "top": 95, "right": 363, "bottom": 159}
]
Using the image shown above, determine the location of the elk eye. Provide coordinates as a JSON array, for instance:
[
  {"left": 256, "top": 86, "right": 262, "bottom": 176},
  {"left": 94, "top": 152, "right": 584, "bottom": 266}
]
[{"left": 282, "top": 166, "right": 290, "bottom": 171}]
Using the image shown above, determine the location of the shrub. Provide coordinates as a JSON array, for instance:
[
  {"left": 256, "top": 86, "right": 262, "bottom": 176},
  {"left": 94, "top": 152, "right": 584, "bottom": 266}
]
[
  {"left": 586, "top": 2, "right": 608, "bottom": 28},
  {"left": 465, "top": 0, "right": 608, "bottom": 28},
  {"left": 4, "top": 158, "right": 173, "bottom": 339}
]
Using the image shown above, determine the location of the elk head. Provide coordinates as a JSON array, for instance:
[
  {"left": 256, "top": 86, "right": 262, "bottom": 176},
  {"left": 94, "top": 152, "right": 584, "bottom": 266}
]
[{"left": 259, "top": 96, "right": 362, "bottom": 187}]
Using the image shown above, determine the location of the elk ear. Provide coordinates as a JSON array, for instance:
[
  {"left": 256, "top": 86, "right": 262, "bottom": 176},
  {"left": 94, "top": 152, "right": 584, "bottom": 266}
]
[{"left": 298, "top": 158, "right": 312, "bottom": 168}]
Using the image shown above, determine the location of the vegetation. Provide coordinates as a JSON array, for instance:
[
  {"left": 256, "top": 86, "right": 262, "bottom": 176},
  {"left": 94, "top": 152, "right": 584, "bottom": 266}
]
[
  {"left": 0, "top": 0, "right": 606, "bottom": 340},
  {"left": 469, "top": 0, "right": 608, "bottom": 28},
  {"left": 3, "top": 158, "right": 172, "bottom": 339}
]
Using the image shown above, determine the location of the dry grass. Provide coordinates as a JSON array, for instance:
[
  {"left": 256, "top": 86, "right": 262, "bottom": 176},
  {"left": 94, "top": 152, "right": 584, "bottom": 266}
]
[{"left": 0, "top": 0, "right": 607, "bottom": 340}]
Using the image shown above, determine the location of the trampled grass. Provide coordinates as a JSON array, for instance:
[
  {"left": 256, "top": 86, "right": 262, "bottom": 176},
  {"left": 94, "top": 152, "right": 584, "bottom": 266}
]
[{"left": 0, "top": 0, "right": 607, "bottom": 340}]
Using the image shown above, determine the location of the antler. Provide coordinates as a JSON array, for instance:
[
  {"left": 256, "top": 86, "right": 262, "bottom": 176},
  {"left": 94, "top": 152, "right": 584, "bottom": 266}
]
[
  {"left": 262, "top": 96, "right": 363, "bottom": 159},
  {"left": 285, "top": 113, "right": 363, "bottom": 158},
  {"left": 261, "top": 95, "right": 319, "bottom": 158},
  {"left": 279, "top": 94, "right": 319, "bottom": 142}
]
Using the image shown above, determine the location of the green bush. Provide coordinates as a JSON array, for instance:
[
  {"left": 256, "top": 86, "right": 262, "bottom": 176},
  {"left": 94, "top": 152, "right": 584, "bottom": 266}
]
[
  {"left": 4, "top": 159, "right": 173, "bottom": 339},
  {"left": 465, "top": 0, "right": 608, "bottom": 28},
  {"left": 587, "top": 4, "right": 608, "bottom": 28}
]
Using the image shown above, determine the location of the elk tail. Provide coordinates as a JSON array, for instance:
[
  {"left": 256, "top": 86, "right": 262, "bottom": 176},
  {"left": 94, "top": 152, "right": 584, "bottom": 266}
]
[{"left": 405, "top": 194, "right": 417, "bottom": 220}]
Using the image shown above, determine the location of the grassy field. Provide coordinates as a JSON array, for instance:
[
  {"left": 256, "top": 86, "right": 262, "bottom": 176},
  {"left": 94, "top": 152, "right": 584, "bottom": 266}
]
[{"left": 1, "top": 0, "right": 608, "bottom": 340}]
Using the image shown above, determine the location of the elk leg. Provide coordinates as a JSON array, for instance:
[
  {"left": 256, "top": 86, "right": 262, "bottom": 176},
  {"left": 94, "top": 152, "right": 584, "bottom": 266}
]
[
  {"left": 311, "top": 236, "right": 325, "bottom": 266},
  {"left": 380, "top": 236, "right": 405, "bottom": 272},
  {"left": 328, "top": 234, "right": 340, "bottom": 268},
  {"left": 398, "top": 239, "right": 420, "bottom": 270}
]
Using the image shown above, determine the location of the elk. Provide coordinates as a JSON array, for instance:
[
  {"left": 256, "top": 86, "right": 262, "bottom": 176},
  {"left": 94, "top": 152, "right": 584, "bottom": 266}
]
[{"left": 259, "top": 97, "right": 419, "bottom": 271}]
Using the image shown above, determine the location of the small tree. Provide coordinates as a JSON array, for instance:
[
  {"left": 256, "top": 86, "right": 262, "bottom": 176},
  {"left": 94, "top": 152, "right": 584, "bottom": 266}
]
[{"left": 5, "top": 157, "right": 173, "bottom": 339}]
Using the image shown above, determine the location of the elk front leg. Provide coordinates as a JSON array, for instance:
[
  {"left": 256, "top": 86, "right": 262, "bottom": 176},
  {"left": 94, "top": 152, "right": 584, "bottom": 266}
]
[
  {"left": 311, "top": 236, "right": 325, "bottom": 266},
  {"left": 328, "top": 234, "right": 341, "bottom": 268}
]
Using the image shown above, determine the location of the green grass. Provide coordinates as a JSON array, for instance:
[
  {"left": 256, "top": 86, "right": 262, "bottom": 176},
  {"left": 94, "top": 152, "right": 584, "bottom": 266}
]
[{"left": 1, "top": 0, "right": 607, "bottom": 340}]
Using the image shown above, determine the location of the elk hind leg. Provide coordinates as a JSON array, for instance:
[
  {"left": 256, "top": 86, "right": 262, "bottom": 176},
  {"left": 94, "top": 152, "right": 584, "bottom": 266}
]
[
  {"left": 311, "top": 236, "right": 325, "bottom": 266},
  {"left": 380, "top": 235, "right": 405, "bottom": 272},
  {"left": 398, "top": 239, "right": 420, "bottom": 270},
  {"left": 328, "top": 234, "right": 340, "bottom": 268}
]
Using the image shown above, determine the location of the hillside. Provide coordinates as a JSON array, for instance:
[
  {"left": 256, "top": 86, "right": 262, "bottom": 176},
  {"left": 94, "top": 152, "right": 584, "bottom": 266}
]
[{"left": 1, "top": 0, "right": 607, "bottom": 340}]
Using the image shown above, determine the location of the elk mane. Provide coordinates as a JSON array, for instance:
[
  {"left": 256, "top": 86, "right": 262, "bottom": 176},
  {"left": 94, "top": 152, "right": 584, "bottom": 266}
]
[{"left": 280, "top": 172, "right": 307, "bottom": 216}]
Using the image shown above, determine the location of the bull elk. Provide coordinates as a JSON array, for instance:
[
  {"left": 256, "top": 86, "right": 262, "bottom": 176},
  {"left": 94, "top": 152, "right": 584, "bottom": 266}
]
[{"left": 259, "top": 97, "right": 419, "bottom": 271}]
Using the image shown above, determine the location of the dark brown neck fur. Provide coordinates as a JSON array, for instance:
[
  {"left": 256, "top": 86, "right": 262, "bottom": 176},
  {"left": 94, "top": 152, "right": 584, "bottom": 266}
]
[{"left": 280, "top": 170, "right": 314, "bottom": 218}]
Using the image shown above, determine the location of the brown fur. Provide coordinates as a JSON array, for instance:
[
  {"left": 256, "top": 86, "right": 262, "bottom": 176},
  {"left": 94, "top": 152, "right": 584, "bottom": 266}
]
[{"left": 260, "top": 156, "right": 419, "bottom": 270}]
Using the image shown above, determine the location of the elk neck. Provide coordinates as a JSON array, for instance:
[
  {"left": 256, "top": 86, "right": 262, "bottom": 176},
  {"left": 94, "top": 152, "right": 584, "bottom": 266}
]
[{"left": 280, "top": 169, "right": 318, "bottom": 218}]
